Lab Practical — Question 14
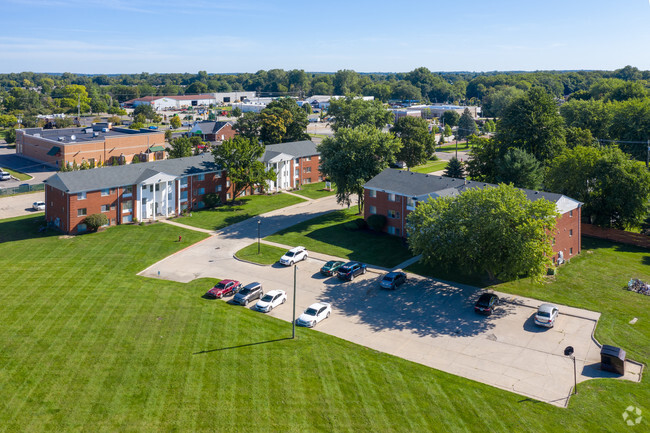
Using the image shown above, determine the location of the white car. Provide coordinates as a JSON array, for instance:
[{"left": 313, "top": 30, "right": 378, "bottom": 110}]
[
  {"left": 534, "top": 303, "right": 559, "bottom": 328},
  {"left": 296, "top": 302, "right": 331, "bottom": 328},
  {"left": 33, "top": 201, "right": 45, "bottom": 211},
  {"left": 280, "top": 246, "right": 308, "bottom": 266},
  {"left": 254, "top": 289, "right": 287, "bottom": 313}
]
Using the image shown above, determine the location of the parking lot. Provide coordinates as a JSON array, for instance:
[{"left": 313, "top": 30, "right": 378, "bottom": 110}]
[{"left": 140, "top": 197, "right": 642, "bottom": 407}]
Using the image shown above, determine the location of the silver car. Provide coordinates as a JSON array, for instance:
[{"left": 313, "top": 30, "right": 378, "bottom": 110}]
[
  {"left": 232, "top": 282, "right": 263, "bottom": 306},
  {"left": 534, "top": 303, "right": 559, "bottom": 328}
]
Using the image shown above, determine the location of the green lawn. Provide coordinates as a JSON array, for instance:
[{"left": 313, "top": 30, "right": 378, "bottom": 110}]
[
  {"left": 292, "top": 182, "right": 336, "bottom": 200},
  {"left": 1, "top": 215, "right": 649, "bottom": 431},
  {"left": 408, "top": 159, "right": 448, "bottom": 174},
  {"left": 0, "top": 166, "right": 32, "bottom": 181},
  {"left": 266, "top": 209, "right": 412, "bottom": 268},
  {"left": 235, "top": 242, "right": 287, "bottom": 265},
  {"left": 175, "top": 193, "right": 306, "bottom": 231},
  {"left": 436, "top": 141, "right": 476, "bottom": 153}
]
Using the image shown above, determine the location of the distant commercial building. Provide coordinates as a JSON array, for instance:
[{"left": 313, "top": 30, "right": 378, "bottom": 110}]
[
  {"left": 16, "top": 124, "right": 166, "bottom": 169},
  {"left": 123, "top": 92, "right": 256, "bottom": 110},
  {"left": 306, "top": 95, "right": 374, "bottom": 110}
]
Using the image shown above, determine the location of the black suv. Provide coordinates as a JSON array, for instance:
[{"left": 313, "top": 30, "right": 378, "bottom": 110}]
[
  {"left": 233, "top": 282, "right": 264, "bottom": 306},
  {"left": 337, "top": 261, "right": 367, "bottom": 281},
  {"left": 474, "top": 293, "right": 499, "bottom": 315}
]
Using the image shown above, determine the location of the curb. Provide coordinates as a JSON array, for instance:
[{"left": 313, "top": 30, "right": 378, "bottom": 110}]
[{"left": 232, "top": 254, "right": 272, "bottom": 267}]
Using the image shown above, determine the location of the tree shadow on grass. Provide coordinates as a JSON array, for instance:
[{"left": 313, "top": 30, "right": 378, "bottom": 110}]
[
  {"left": 318, "top": 274, "right": 517, "bottom": 338},
  {"left": 0, "top": 215, "right": 59, "bottom": 243}
]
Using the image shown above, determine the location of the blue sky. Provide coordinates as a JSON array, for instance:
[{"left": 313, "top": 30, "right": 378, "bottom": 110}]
[{"left": 1, "top": 0, "right": 649, "bottom": 73}]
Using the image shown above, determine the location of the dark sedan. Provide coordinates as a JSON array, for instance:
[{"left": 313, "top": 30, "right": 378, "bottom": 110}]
[
  {"left": 337, "top": 261, "right": 367, "bottom": 281},
  {"left": 474, "top": 293, "right": 499, "bottom": 315},
  {"left": 379, "top": 271, "right": 407, "bottom": 290},
  {"left": 320, "top": 260, "right": 344, "bottom": 276}
]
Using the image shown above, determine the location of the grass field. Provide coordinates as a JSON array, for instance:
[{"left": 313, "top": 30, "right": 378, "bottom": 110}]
[
  {"left": 408, "top": 159, "right": 448, "bottom": 174},
  {"left": 1, "top": 215, "right": 649, "bottom": 431},
  {"left": 291, "top": 182, "right": 336, "bottom": 200},
  {"left": 235, "top": 242, "right": 287, "bottom": 265},
  {"left": 266, "top": 209, "right": 413, "bottom": 268},
  {"left": 175, "top": 193, "right": 306, "bottom": 231}
]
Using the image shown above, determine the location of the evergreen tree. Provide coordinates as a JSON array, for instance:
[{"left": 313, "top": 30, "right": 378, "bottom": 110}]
[{"left": 444, "top": 157, "right": 464, "bottom": 178}]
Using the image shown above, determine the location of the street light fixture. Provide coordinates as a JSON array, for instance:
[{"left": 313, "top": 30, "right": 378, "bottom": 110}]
[
  {"left": 564, "top": 346, "right": 577, "bottom": 395},
  {"left": 257, "top": 220, "right": 261, "bottom": 254}
]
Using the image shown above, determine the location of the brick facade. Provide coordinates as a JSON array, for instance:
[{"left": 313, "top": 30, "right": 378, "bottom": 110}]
[
  {"left": 294, "top": 155, "right": 322, "bottom": 186},
  {"left": 205, "top": 123, "right": 236, "bottom": 142}
]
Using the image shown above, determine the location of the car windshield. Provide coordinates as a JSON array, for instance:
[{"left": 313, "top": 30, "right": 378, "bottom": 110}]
[
  {"left": 538, "top": 311, "right": 550, "bottom": 317},
  {"left": 285, "top": 251, "right": 295, "bottom": 257},
  {"left": 477, "top": 295, "right": 491, "bottom": 306},
  {"left": 305, "top": 308, "right": 318, "bottom": 316},
  {"left": 261, "top": 294, "right": 273, "bottom": 302},
  {"left": 239, "top": 288, "right": 251, "bottom": 295},
  {"left": 383, "top": 275, "right": 394, "bottom": 282},
  {"left": 215, "top": 283, "right": 226, "bottom": 289}
]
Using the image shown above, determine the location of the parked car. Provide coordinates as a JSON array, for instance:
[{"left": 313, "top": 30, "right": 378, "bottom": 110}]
[
  {"left": 320, "top": 260, "right": 344, "bottom": 277},
  {"left": 280, "top": 246, "right": 308, "bottom": 266},
  {"left": 534, "top": 303, "right": 559, "bottom": 327},
  {"left": 474, "top": 293, "right": 499, "bottom": 315},
  {"left": 337, "top": 261, "right": 367, "bottom": 281},
  {"left": 380, "top": 271, "right": 407, "bottom": 289},
  {"left": 204, "top": 279, "right": 242, "bottom": 299},
  {"left": 232, "top": 282, "right": 264, "bottom": 306},
  {"left": 296, "top": 302, "right": 331, "bottom": 327},
  {"left": 254, "top": 289, "right": 287, "bottom": 313},
  {"left": 32, "top": 201, "right": 46, "bottom": 211},
  {"left": 0, "top": 171, "right": 11, "bottom": 181}
]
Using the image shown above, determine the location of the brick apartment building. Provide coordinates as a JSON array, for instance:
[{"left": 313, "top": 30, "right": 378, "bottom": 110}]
[
  {"left": 43, "top": 140, "right": 323, "bottom": 235},
  {"left": 261, "top": 140, "right": 323, "bottom": 191},
  {"left": 189, "top": 121, "right": 237, "bottom": 144},
  {"left": 16, "top": 123, "right": 166, "bottom": 169},
  {"left": 364, "top": 169, "right": 582, "bottom": 263}
]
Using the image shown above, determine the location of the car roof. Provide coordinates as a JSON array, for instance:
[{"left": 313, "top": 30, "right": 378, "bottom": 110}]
[
  {"left": 288, "top": 246, "right": 305, "bottom": 253},
  {"left": 219, "top": 279, "right": 238, "bottom": 285},
  {"left": 385, "top": 271, "right": 403, "bottom": 277},
  {"left": 308, "top": 302, "right": 330, "bottom": 309},
  {"left": 243, "top": 282, "right": 261, "bottom": 288},
  {"left": 478, "top": 293, "right": 496, "bottom": 300},
  {"left": 343, "top": 261, "right": 360, "bottom": 266},
  {"left": 538, "top": 303, "right": 557, "bottom": 312},
  {"left": 265, "top": 289, "right": 285, "bottom": 296}
]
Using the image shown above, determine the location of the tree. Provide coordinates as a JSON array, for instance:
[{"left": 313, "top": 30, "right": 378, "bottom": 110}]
[
  {"left": 545, "top": 145, "right": 650, "bottom": 229},
  {"left": 212, "top": 136, "right": 276, "bottom": 203},
  {"left": 133, "top": 104, "right": 158, "bottom": 122},
  {"left": 443, "top": 124, "right": 452, "bottom": 137},
  {"left": 444, "top": 157, "right": 464, "bottom": 178},
  {"left": 259, "top": 108, "right": 288, "bottom": 144},
  {"left": 327, "top": 97, "right": 392, "bottom": 131},
  {"left": 481, "top": 86, "right": 525, "bottom": 118},
  {"left": 231, "top": 107, "right": 242, "bottom": 118},
  {"left": 0, "top": 114, "right": 18, "bottom": 128},
  {"left": 465, "top": 136, "right": 500, "bottom": 183},
  {"left": 406, "top": 184, "right": 558, "bottom": 281},
  {"left": 167, "top": 137, "right": 194, "bottom": 159},
  {"left": 185, "top": 82, "right": 208, "bottom": 95},
  {"left": 496, "top": 87, "right": 566, "bottom": 164},
  {"left": 107, "top": 115, "right": 122, "bottom": 125},
  {"left": 164, "top": 130, "right": 172, "bottom": 142},
  {"left": 318, "top": 125, "right": 402, "bottom": 214},
  {"left": 495, "top": 148, "right": 543, "bottom": 190},
  {"left": 263, "top": 97, "right": 309, "bottom": 142},
  {"left": 169, "top": 115, "right": 182, "bottom": 129},
  {"left": 441, "top": 110, "right": 460, "bottom": 127},
  {"left": 302, "top": 102, "right": 312, "bottom": 115},
  {"left": 55, "top": 84, "right": 91, "bottom": 114},
  {"left": 233, "top": 111, "right": 261, "bottom": 140},
  {"left": 390, "top": 116, "right": 436, "bottom": 170},
  {"left": 565, "top": 126, "right": 597, "bottom": 148},
  {"left": 456, "top": 108, "right": 478, "bottom": 140}
]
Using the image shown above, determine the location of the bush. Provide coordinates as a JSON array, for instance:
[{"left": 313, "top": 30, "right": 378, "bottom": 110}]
[
  {"left": 84, "top": 213, "right": 108, "bottom": 231},
  {"left": 204, "top": 193, "right": 222, "bottom": 208},
  {"left": 367, "top": 214, "right": 387, "bottom": 231}
]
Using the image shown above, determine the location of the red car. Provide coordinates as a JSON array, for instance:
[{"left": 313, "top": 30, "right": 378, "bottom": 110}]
[{"left": 204, "top": 279, "right": 242, "bottom": 299}]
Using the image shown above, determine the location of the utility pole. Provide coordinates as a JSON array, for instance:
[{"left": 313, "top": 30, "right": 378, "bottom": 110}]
[{"left": 292, "top": 265, "right": 297, "bottom": 339}]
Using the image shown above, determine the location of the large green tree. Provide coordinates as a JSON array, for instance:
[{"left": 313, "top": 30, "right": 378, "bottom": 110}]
[
  {"left": 390, "top": 116, "right": 436, "bottom": 170},
  {"left": 263, "top": 97, "right": 309, "bottom": 143},
  {"left": 212, "top": 136, "right": 276, "bottom": 203},
  {"left": 318, "top": 125, "right": 401, "bottom": 213},
  {"left": 545, "top": 145, "right": 650, "bottom": 229},
  {"left": 233, "top": 111, "right": 261, "bottom": 140},
  {"left": 166, "top": 137, "right": 194, "bottom": 159},
  {"left": 496, "top": 87, "right": 566, "bottom": 164},
  {"left": 407, "top": 184, "right": 558, "bottom": 281},
  {"left": 495, "top": 148, "right": 543, "bottom": 190},
  {"left": 456, "top": 108, "right": 478, "bottom": 140},
  {"left": 327, "top": 97, "right": 393, "bottom": 131}
]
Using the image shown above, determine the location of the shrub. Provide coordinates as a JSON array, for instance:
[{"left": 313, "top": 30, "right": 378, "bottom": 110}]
[
  {"left": 84, "top": 213, "right": 108, "bottom": 231},
  {"left": 204, "top": 193, "right": 222, "bottom": 208},
  {"left": 367, "top": 214, "right": 387, "bottom": 231}
]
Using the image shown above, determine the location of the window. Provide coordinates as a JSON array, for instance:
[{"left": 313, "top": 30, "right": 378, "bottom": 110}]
[
  {"left": 77, "top": 192, "right": 86, "bottom": 200},
  {"left": 123, "top": 186, "right": 133, "bottom": 197},
  {"left": 217, "top": 185, "right": 222, "bottom": 192},
  {"left": 77, "top": 223, "right": 87, "bottom": 233},
  {"left": 197, "top": 188, "right": 205, "bottom": 195},
  {"left": 304, "top": 167, "right": 311, "bottom": 173},
  {"left": 226, "top": 193, "right": 231, "bottom": 200},
  {"left": 101, "top": 188, "right": 109, "bottom": 196},
  {"left": 369, "top": 206, "right": 377, "bottom": 214},
  {"left": 142, "top": 185, "right": 147, "bottom": 190},
  {"left": 388, "top": 193, "right": 396, "bottom": 202},
  {"left": 111, "top": 218, "right": 116, "bottom": 225},
  {"left": 196, "top": 174, "right": 205, "bottom": 181},
  {"left": 295, "top": 168, "right": 299, "bottom": 176},
  {"left": 569, "top": 229, "right": 573, "bottom": 237},
  {"left": 122, "top": 215, "right": 132, "bottom": 223},
  {"left": 155, "top": 184, "right": 160, "bottom": 191},
  {"left": 570, "top": 248, "right": 573, "bottom": 255},
  {"left": 388, "top": 210, "right": 400, "bottom": 219},
  {"left": 387, "top": 226, "right": 400, "bottom": 236},
  {"left": 101, "top": 204, "right": 110, "bottom": 212},
  {"left": 570, "top": 210, "right": 574, "bottom": 217},
  {"left": 197, "top": 201, "right": 205, "bottom": 209},
  {"left": 149, "top": 185, "right": 153, "bottom": 192},
  {"left": 406, "top": 197, "right": 416, "bottom": 208},
  {"left": 181, "top": 190, "right": 188, "bottom": 200},
  {"left": 304, "top": 156, "right": 311, "bottom": 161},
  {"left": 180, "top": 178, "right": 188, "bottom": 187},
  {"left": 168, "top": 192, "right": 172, "bottom": 200},
  {"left": 226, "top": 180, "right": 231, "bottom": 187},
  {"left": 303, "top": 178, "right": 312, "bottom": 184},
  {"left": 369, "top": 190, "right": 377, "bottom": 198},
  {"left": 318, "top": 176, "right": 323, "bottom": 181},
  {"left": 77, "top": 208, "right": 87, "bottom": 217},
  {"left": 122, "top": 200, "right": 132, "bottom": 214}
]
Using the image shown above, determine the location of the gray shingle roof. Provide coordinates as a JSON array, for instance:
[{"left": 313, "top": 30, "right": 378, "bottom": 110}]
[
  {"left": 44, "top": 154, "right": 220, "bottom": 194},
  {"left": 262, "top": 140, "right": 319, "bottom": 160},
  {"left": 193, "top": 121, "right": 231, "bottom": 134},
  {"left": 364, "top": 168, "right": 576, "bottom": 206}
]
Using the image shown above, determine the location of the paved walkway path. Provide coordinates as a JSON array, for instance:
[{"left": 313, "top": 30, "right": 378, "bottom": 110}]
[
  {"left": 280, "top": 190, "right": 313, "bottom": 201},
  {"left": 159, "top": 219, "right": 216, "bottom": 235},
  {"left": 391, "top": 254, "right": 421, "bottom": 271}
]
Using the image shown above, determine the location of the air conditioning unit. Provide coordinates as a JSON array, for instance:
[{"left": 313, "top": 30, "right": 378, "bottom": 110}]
[
  {"left": 58, "top": 137, "right": 65, "bottom": 141},
  {"left": 93, "top": 132, "right": 99, "bottom": 137},
  {"left": 70, "top": 135, "right": 76, "bottom": 141},
  {"left": 101, "top": 128, "right": 109, "bottom": 132}
]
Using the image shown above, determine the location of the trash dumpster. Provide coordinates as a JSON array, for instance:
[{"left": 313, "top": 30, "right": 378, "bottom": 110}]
[{"left": 600, "top": 345, "right": 626, "bottom": 375}]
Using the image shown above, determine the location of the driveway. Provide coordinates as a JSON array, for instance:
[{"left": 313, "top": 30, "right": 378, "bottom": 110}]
[
  {"left": 0, "top": 191, "right": 45, "bottom": 219},
  {"left": 139, "top": 196, "right": 643, "bottom": 407},
  {"left": 0, "top": 144, "right": 57, "bottom": 187}
]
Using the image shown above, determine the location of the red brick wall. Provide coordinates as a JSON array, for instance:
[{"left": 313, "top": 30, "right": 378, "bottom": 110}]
[
  {"left": 581, "top": 223, "right": 650, "bottom": 248},
  {"left": 297, "top": 155, "right": 322, "bottom": 185},
  {"left": 364, "top": 189, "right": 407, "bottom": 236},
  {"left": 207, "top": 124, "right": 237, "bottom": 142},
  {"left": 45, "top": 184, "right": 69, "bottom": 232},
  {"left": 552, "top": 207, "right": 581, "bottom": 261}
]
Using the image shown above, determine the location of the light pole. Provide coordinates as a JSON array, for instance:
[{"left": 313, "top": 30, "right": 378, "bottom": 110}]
[
  {"left": 292, "top": 265, "right": 297, "bottom": 339},
  {"left": 564, "top": 346, "right": 577, "bottom": 395},
  {"left": 257, "top": 220, "right": 261, "bottom": 254}
]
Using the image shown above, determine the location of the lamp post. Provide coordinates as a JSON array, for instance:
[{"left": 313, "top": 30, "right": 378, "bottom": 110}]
[
  {"left": 564, "top": 346, "right": 577, "bottom": 395},
  {"left": 257, "top": 220, "right": 261, "bottom": 254},
  {"left": 292, "top": 265, "right": 297, "bottom": 339}
]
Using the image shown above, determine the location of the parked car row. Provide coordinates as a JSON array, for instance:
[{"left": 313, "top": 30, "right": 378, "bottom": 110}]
[
  {"left": 204, "top": 280, "right": 288, "bottom": 313},
  {"left": 473, "top": 293, "right": 560, "bottom": 328}
]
